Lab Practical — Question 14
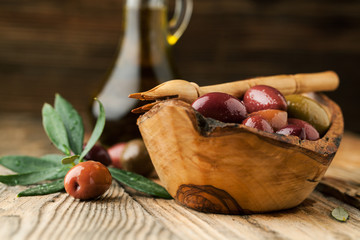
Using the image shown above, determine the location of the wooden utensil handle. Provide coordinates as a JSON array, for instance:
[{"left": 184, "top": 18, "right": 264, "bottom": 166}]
[{"left": 198, "top": 71, "right": 339, "bottom": 97}]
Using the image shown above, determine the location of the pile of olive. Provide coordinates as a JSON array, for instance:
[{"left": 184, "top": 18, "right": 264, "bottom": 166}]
[
  {"left": 191, "top": 85, "right": 331, "bottom": 141},
  {"left": 83, "top": 140, "right": 155, "bottom": 177},
  {"left": 64, "top": 139, "right": 155, "bottom": 200}
]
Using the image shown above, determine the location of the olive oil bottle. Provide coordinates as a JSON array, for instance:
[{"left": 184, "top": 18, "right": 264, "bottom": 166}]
[{"left": 91, "top": 0, "right": 192, "bottom": 145}]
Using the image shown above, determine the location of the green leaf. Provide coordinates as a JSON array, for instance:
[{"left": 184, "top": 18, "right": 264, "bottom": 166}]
[
  {"left": 331, "top": 207, "right": 349, "bottom": 222},
  {"left": 108, "top": 167, "right": 172, "bottom": 199},
  {"left": 0, "top": 155, "right": 63, "bottom": 174},
  {"left": 79, "top": 99, "right": 105, "bottom": 161},
  {"left": 61, "top": 155, "right": 79, "bottom": 165},
  {"left": 41, "top": 154, "right": 66, "bottom": 165},
  {"left": 55, "top": 94, "right": 84, "bottom": 155},
  {"left": 42, "top": 103, "right": 71, "bottom": 155},
  {"left": 18, "top": 179, "right": 65, "bottom": 197},
  {"left": 48, "top": 167, "right": 71, "bottom": 180},
  {"left": 0, "top": 167, "right": 69, "bottom": 186}
]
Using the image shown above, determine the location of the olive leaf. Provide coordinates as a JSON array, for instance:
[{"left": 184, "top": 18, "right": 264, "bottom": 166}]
[
  {"left": 0, "top": 167, "right": 69, "bottom": 186},
  {"left": 331, "top": 207, "right": 349, "bottom": 222},
  {"left": 42, "top": 103, "right": 71, "bottom": 155},
  {"left": 0, "top": 155, "right": 63, "bottom": 174},
  {"left": 0, "top": 96, "right": 107, "bottom": 197},
  {"left": 108, "top": 167, "right": 172, "bottom": 199},
  {"left": 47, "top": 167, "right": 71, "bottom": 180},
  {"left": 55, "top": 94, "right": 84, "bottom": 155},
  {"left": 41, "top": 154, "right": 67, "bottom": 164},
  {"left": 79, "top": 99, "right": 105, "bottom": 161},
  {"left": 18, "top": 179, "right": 65, "bottom": 197}
]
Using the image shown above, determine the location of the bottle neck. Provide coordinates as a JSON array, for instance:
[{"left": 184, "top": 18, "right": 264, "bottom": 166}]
[
  {"left": 125, "top": 0, "right": 166, "bottom": 8},
  {"left": 121, "top": 0, "right": 170, "bottom": 66}
]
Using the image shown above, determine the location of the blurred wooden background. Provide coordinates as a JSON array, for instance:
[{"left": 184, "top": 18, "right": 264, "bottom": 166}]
[{"left": 0, "top": 0, "right": 359, "bottom": 132}]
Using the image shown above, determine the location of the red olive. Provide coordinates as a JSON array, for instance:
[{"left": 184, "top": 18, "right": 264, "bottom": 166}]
[
  {"left": 242, "top": 115, "right": 274, "bottom": 133},
  {"left": 108, "top": 142, "right": 127, "bottom": 169},
  {"left": 84, "top": 144, "right": 111, "bottom": 166},
  {"left": 192, "top": 92, "right": 247, "bottom": 123},
  {"left": 249, "top": 109, "right": 287, "bottom": 131},
  {"left": 288, "top": 118, "right": 320, "bottom": 141},
  {"left": 64, "top": 161, "right": 112, "bottom": 200},
  {"left": 276, "top": 125, "right": 306, "bottom": 140},
  {"left": 121, "top": 139, "right": 154, "bottom": 177},
  {"left": 243, "top": 85, "right": 287, "bottom": 113}
]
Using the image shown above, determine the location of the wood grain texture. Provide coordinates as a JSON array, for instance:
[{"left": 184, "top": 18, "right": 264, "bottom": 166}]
[
  {"left": 134, "top": 191, "right": 360, "bottom": 240},
  {"left": 0, "top": 114, "right": 360, "bottom": 239},
  {"left": 317, "top": 132, "right": 360, "bottom": 209},
  {"left": 0, "top": 179, "right": 178, "bottom": 240}
]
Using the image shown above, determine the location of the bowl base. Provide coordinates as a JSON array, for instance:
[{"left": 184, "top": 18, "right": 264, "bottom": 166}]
[{"left": 175, "top": 184, "right": 252, "bottom": 214}]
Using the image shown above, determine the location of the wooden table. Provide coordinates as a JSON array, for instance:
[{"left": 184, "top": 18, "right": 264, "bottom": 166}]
[{"left": 0, "top": 113, "right": 360, "bottom": 239}]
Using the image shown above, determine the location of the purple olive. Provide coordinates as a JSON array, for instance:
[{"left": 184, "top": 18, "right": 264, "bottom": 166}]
[
  {"left": 84, "top": 144, "right": 112, "bottom": 166},
  {"left": 288, "top": 118, "right": 320, "bottom": 141},
  {"left": 242, "top": 115, "right": 274, "bottom": 133},
  {"left": 243, "top": 85, "right": 287, "bottom": 113},
  {"left": 276, "top": 124, "right": 306, "bottom": 140},
  {"left": 192, "top": 92, "right": 247, "bottom": 123}
]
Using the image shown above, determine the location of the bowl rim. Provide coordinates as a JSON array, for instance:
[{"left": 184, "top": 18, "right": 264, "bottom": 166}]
[{"left": 139, "top": 93, "right": 343, "bottom": 165}]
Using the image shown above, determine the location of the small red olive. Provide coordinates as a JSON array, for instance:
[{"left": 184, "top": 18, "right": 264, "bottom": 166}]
[
  {"left": 242, "top": 115, "right": 274, "bottom": 133},
  {"left": 288, "top": 118, "right": 320, "bottom": 140},
  {"left": 243, "top": 85, "right": 287, "bottom": 113},
  {"left": 276, "top": 124, "right": 306, "bottom": 140},
  {"left": 84, "top": 144, "right": 111, "bottom": 166},
  {"left": 64, "top": 161, "right": 112, "bottom": 200},
  {"left": 192, "top": 92, "right": 247, "bottom": 123},
  {"left": 249, "top": 109, "right": 288, "bottom": 131},
  {"left": 108, "top": 142, "right": 127, "bottom": 169}
]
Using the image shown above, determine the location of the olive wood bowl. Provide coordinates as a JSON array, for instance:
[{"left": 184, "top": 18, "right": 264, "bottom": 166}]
[{"left": 137, "top": 94, "right": 343, "bottom": 214}]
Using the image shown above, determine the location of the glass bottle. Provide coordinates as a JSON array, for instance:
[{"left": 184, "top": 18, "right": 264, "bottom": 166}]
[{"left": 91, "top": 0, "right": 192, "bottom": 145}]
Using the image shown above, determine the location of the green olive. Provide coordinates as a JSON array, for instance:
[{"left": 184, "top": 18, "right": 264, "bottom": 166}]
[
  {"left": 285, "top": 94, "right": 331, "bottom": 135},
  {"left": 121, "top": 139, "right": 154, "bottom": 177}
]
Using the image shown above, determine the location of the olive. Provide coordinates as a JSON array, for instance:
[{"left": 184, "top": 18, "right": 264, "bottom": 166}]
[
  {"left": 288, "top": 118, "right": 320, "bottom": 141},
  {"left": 286, "top": 94, "right": 330, "bottom": 135},
  {"left": 121, "top": 139, "right": 154, "bottom": 176},
  {"left": 242, "top": 115, "right": 274, "bottom": 133},
  {"left": 108, "top": 142, "right": 127, "bottom": 169},
  {"left": 64, "top": 161, "right": 112, "bottom": 200},
  {"left": 276, "top": 125, "right": 306, "bottom": 140},
  {"left": 243, "top": 85, "right": 287, "bottom": 113},
  {"left": 84, "top": 144, "right": 111, "bottom": 166},
  {"left": 192, "top": 92, "right": 247, "bottom": 123},
  {"left": 249, "top": 109, "right": 287, "bottom": 131}
]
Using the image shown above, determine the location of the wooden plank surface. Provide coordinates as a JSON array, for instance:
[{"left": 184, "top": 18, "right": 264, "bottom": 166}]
[
  {"left": 0, "top": 182, "right": 177, "bottom": 240},
  {"left": 0, "top": 113, "right": 360, "bottom": 239}
]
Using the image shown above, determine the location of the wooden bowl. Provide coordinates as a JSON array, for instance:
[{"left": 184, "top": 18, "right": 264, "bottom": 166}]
[{"left": 137, "top": 94, "right": 343, "bottom": 214}]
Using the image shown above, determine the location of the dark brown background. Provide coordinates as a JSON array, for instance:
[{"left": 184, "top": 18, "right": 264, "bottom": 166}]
[{"left": 1, "top": 0, "right": 359, "bottom": 132}]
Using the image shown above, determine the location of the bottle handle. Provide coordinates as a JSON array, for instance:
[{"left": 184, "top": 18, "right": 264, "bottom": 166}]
[{"left": 168, "top": 0, "right": 193, "bottom": 45}]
